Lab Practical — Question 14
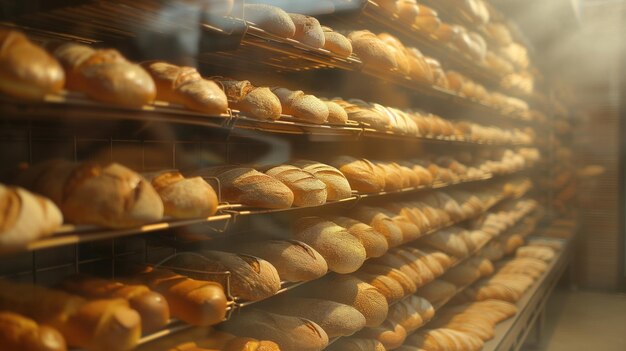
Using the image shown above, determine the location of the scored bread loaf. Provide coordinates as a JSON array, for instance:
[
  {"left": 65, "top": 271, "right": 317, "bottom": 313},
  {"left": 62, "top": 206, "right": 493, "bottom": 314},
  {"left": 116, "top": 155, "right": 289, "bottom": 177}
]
[
  {"left": 189, "top": 166, "right": 294, "bottom": 209},
  {"left": 266, "top": 165, "right": 327, "bottom": 207},
  {"left": 0, "top": 183, "right": 63, "bottom": 249},
  {"left": 142, "top": 61, "right": 227, "bottom": 114},
  {"left": 331, "top": 216, "right": 388, "bottom": 258},
  {"left": 128, "top": 267, "right": 227, "bottom": 326},
  {"left": 164, "top": 250, "right": 280, "bottom": 301},
  {"left": 0, "top": 29, "right": 65, "bottom": 100},
  {"left": 307, "top": 275, "right": 389, "bottom": 327},
  {"left": 293, "top": 217, "right": 366, "bottom": 274},
  {"left": 16, "top": 160, "right": 163, "bottom": 228},
  {"left": 322, "top": 27, "right": 353, "bottom": 57},
  {"left": 263, "top": 297, "right": 366, "bottom": 338},
  {"left": 61, "top": 275, "right": 170, "bottom": 333},
  {"left": 221, "top": 309, "right": 328, "bottom": 351},
  {"left": 53, "top": 43, "right": 155, "bottom": 107},
  {"left": 271, "top": 87, "right": 329, "bottom": 124},
  {"left": 235, "top": 239, "right": 328, "bottom": 282},
  {"left": 244, "top": 4, "right": 296, "bottom": 38},
  {"left": 216, "top": 78, "right": 282, "bottom": 120},
  {"left": 331, "top": 156, "right": 385, "bottom": 193},
  {"left": 326, "top": 337, "right": 386, "bottom": 351},
  {"left": 291, "top": 160, "right": 352, "bottom": 201},
  {"left": 289, "top": 14, "right": 325, "bottom": 48},
  {"left": 0, "top": 311, "right": 67, "bottom": 351},
  {"left": 146, "top": 171, "right": 219, "bottom": 219},
  {"left": 0, "top": 279, "right": 141, "bottom": 351}
]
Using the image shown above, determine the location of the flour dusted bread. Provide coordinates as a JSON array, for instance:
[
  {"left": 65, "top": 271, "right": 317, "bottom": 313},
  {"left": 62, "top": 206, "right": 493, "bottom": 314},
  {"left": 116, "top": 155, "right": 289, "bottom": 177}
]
[
  {"left": 289, "top": 14, "right": 325, "bottom": 48},
  {"left": 271, "top": 87, "right": 329, "bottom": 124},
  {"left": 266, "top": 165, "right": 327, "bottom": 207},
  {"left": 17, "top": 160, "right": 163, "bottom": 228},
  {"left": 146, "top": 171, "right": 218, "bottom": 219},
  {"left": 236, "top": 239, "right": 328, "bottom": 282},
  {"left": 244, "top": 4, "right": 296, "bottom": 38},
  {"left": 0, "top": 29, "right": 64, "bottom": 100},
  {"left": 293, "top": 217, "right": 366, "bottom": 273},
  {"left": 217, "top": 78, "right": 282, "bottom": 120},
  {"left": 142, "top": 61, "right": 227, "bottom": 114},
  {"left": 292, "top": 160, "right": 352, "bottom": 200},
  {"left": 0, "top": 311, "right": 67, "bottom": 351},
  {"left": 190, "top": 166, "right": 293, "bottom": 209},
  {"left": 0, "top": 184, "right": 63, "bottom": 249},
  {"left": 221, "top": 309, "right": 328, "bottom": 351}
]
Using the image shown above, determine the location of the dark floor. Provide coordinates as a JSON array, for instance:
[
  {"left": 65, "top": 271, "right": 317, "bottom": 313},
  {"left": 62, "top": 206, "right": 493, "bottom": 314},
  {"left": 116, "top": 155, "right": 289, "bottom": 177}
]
[{"left": 522, "top": 289, "right": 626, "bottom": 351}]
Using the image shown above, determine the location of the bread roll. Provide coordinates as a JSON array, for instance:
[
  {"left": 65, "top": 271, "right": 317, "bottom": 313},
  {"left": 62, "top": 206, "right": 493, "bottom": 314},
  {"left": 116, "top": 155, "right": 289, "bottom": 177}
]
[
  {"left": 221, "top": 309, "right": 328, "bottom": 351},
  {"left": 271, "top": 87, "right": 329, "bottom": 124},
  {"left": 0, "top": 184, "right": 63, "bottom": 249},
  {"left": 266, "top": 165, "right": 327, "bottom": 207},
  {"left": 17, "top": 160, "right": 163, "bottom": 228},
  {"left": 129, "top": 267, "right": 227, "bottom": 326},
  {"left": 0, "top": 30, "right": 64, "bottom": 100},
  {"left": 0, "top": 280, "right": 141, "bottom": 351},
  {"left": 0, "top": 311, "right": 67, "bottom": 351},
  {"left": 326, "top": 337, "right": 386, "bottom": 351},
  {"left": 236, "top": 239, "right": 328, "bottom": 282},
  {"left": 189, "top": 166, "right": 293, "bottom": 209},
  {"left": 289, "top": 14, "right": 325, "bottom": 48},
  {"left": 53, "top": 43, "right": 155, "bottom": 107},
  {"left": 244, "top": 4, "right": 296, "bottom": 37},
  {"left": 264, "top": 297, "right": 366, "bottom": 338},
  {"left": 307, "top": 275, "right": 388, "bottom": 327},
  {"left": 324, "top": 100, "right": 349, "bottom": 124},
  {"left": 331, "top": 216, "right": 388, "bottom": 258},
  {"left": 348, "top": 30, "right": 397, "bottom": 71},
  {"left": 291, "top": 160, "right": 352, "bottom": 201},
  {"left": 322, "top": 28, "right": 353, "bottom": 57},
  {"left": 142, "top": 61, "right": 228, "bottom": 114},
  {"left": 331, "top": 156, "right": 385, "bottom": 193},
  {"left": 146, "top": 171, "right": 218, "bottom": 219},
  {"left": 293, "top": 217, "right": 366, "bottom": 274},
  {"left": 217, "top": 78, "right": 281, "bottom": 120},
  {"left": 164, "top": 250, "right": 280, "bottom": 301}
]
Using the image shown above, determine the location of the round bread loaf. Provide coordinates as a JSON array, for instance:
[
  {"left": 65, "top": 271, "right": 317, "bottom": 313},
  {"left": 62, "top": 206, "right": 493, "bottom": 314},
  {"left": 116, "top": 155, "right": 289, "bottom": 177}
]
[
  {"left": 244, "top": 4, "right": 296, "bottom": 38},
  {"left": 322, "top": 28, "right": 353, "bottom": 57}
]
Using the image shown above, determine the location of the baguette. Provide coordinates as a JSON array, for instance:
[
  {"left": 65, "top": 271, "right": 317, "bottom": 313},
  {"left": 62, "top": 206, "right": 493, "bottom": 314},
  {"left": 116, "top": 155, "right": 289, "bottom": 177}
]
[
  {"left": 236, "top": 239, "right": 328, "bottom": 282},
  {"left": 322, "top": 27, "right": 353, "bottom": 57},
  {"left": 146, "top": 171, "right": 219, "bottom": 219},
  {"left": 0, "top": 280, "right": 141, "bottom": 351},
  {"left": 331, "top": 156, "right": 385, "bottom": 193},
  {"left": 418, "top": 280, "right": 457, "bottom": 305},
  {"left": 331, "top": 216, "right": 388, "bottom": 258},
  {"left": 61, "top": 275, "right": 169, "bottom": 333},
  {"left": 359, "top": 263, "right": 417, "bottom": 296},
  {"left": 142, "top": 61, "right": 227, "bottom": 114},
  {"left": 387, "top": 299, "right": 424, "bottom": 332},
  {"left": 357, "top": 320, "right": 407, "bottom": 350},
  {"left": 128, "top": 267, "right": 227, "bottom": 326},
  {"left": 17, "top": 160, "right": 163, "bottom": 228},
  {"left": 353, "top": 271, "right": 405, "bottom": 303},
  {"left": 189, "top": 166, "right": 293, "bottom": 209},
  {"left": 271, "top": 87, "right": 329, "bottom": 124},
  {"left": 0, "top": 311, "right": 67, "bottom": 351},
  {"left": 264, "top": 297, "right": 366, "bottom": 338},
  {"left": 293, "top": 217, "right": 366, "bottom": 274},
  {"left": 216, "top": 78, "right": 282, "bottom": 120},
  {"left": 164, "top": 250, "right": 280, "bottom": 301},
  {"left": 244, "top": 4, "right": 296, "bottom": 38},
  {"left": 266, "top": 165, "right": 327, "bottom": 207},
  {"left": 0, "top": 184, "right": 63, "bottom": 249},
  {"left": 0, "top": 29, "right": 65, "bottom": 100},
  {"left": 291, "top": 160, "right": 352, "bottom": 201},
  {"left": 221, "top": 309, "right": 328, "bottom": 351},
  {"left": 289, "top": 14, "right": 325, "bottom": 48}
]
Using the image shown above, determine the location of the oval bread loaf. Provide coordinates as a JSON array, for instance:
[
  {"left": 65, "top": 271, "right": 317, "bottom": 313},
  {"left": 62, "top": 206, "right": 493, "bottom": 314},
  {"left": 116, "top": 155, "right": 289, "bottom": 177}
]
[
  {"left": 266, "top": 165, "right": 327, "bottom": 207},
  {"left": 289, "top": 14, "right": 325, "bottom": 48},
  {"left": 331, "top": 216, "right": 388, "bottom": 258},
  {"left": 271, "top": 87, "right": 329, "bottom": 124},
  {"left": 291, "top": 160, "right": 352, "bottom": 201},
  {"left": 146, "top": 171, "right": 219, "bottom": 219},
  {"left": 322, "top": 27, "right": 353, "bottom": 57},
  {"left": 244, "top": 4, "right": 296, "bottom": 38},
  {"left": 331, "top": 156, "right": 385, "bottom": 193},
  {"left": 324, "top": 100, "right": 349, "bottom": 124}
]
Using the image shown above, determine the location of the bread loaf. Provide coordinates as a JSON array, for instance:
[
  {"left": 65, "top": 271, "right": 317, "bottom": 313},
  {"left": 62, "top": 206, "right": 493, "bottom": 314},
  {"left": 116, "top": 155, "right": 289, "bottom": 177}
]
[
  {"left": 0, "top": 279, "right": 141, "bottom": 351},
  {"left": 146, "top": 171, "right": 218, "bottom": 219},
  {"left": 271, "top": 87, "right": 328, "bottom": 124},
  {"left": 331, "top": 156, "right": 385, "bottom": 193},
  {"left": 17, "top": 160, "right": 163, "bottom": 228},
  {"left": 185, "top": 331, "right": 282, "bottom": 351},
  {"left": 0, "top": 311, "right": 67, "bottom": 351},
  {"left": 326, "top": 337, "right": 386, "bottom": 351},
  {"left": 266, "top": 165, "right": 327, "bottom": 207},
  {"left": 164, "top": 250, "right": 281, "bottom": 301},
  {"left": 189, "top": 166, "right": 293, "bottom": 209},
  {"left": 334, "top": 99, "right": 389, "bottom": 129},
  {"left": 418, "top": 280, "right": 457, "bottom": 305},
  {"left": 0, "top": 184, "right": 63, "bottom": 249},
  {"left": 236, "top": 239, "right": 328, "bottom": 282},
  {"left": 217, "top": 78, "right": 282, "bottom": 120},
  {"left": 350, "top": 206, "right": 403, "bottom": 247},
  {"left": 359, "top": 263, "right": 417, "bottom": 296},
  {"left": 53, "top": 43, "right": 155, "bottom": 107},
  {"left": 357, "top": 320, "right": 407, "bottom": 350},
  {"left": 323, "top": 100, "right": 349, "bottom": 124},
  {"left": 128, "top": 267, "right": 227, "bottom": 327},
  {"left": 307, "top": 275, "right": 388, "bottom": 327},
  {"left": 264, "top": 297, "right": 366, "bottom": 338},
  {"left": 331, "top": 216, "right": 388, "bottom": 258},
  {"left": 369, "top": 253, "right": 422, "bottom": 287},
  {"left": 244, "top": 4, "right": 296, "bottom": 38},
  {"left": 221, "top": 309, "right": 328, "bottom": 351},
  {"left": 293, "top": 217, "right": 366, "bottom": 274},
  {"left": 348, "top": 30, "right": 397, "bottom": 71},
  {"left": 289, "top": 14, "right": 325, "bottom": 48},
  {"left": 291, "top": 160, "right": 352, "bottom": 201},
  {"left": 353, "top": 271, "right": 405, "bottom": 303},
  {"left": 142, "top": 61, "right": 228, "bottom": 114},
  {"left": 0, "top": 30, "right": 64, "bottom": 100},
  {"left": 61, "top": 275, "right": 170, "bottom": 333},
  {"left": 387, "top": 299, "right": 424, "bottom": 331},
  {"left": 322, "top": 27, "right": 353, "bottom": 57}
]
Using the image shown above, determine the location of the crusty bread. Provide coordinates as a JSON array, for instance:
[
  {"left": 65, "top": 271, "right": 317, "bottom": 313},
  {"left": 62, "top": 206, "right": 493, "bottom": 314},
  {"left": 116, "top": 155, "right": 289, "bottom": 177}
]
[
  {"left": 353, "top": 271, "right": 405, "bottom": 303},
  {"left": 333, "top": 99, "right": 389, "bottom": 129},
  {"left": 350, "top": 206, "right": 403, "bottom": 248},
  {"left": 189, "top": 166, "right": 294, "bottom": 209},
  {"left": 244, "top": 4, "right": 296, "bottom": 38},
  {"left": 236, "top": 239, "right": 328, "bottom": 282},
  {"left": 331, "top": 216, "right": 388, "bottom": 258},
  {"left": 322, "top": 28, "right": 353, "bottom": 57},
  {"left": 289, "top": 14, "right": 325, "bottom": 48},
  {"left": 221, "top": 309, "right": 328, "bottom": 351},
  {"left": 0, "top": 311, "right": 67, "bottom": 351},
  {"left": 331, "top": 156, "right": 385, "bottom": 193},
  {"left": 146, "top": 171, "right": 219, "bottom": 219},
  {"left": 266, "top": 165, "right": 327, "bottom": 207},
  {"left": 293, "top": 217, "right": 366, "bottom": 274},
  {"left": 271, "top": 87, "right": 329, "bottom": 124},
  {"left": 359, "top": 263, "right": 417, "bottom": 296},
  {"left": 0, "top": 30, "right": 65, "bottom": 100},
  {"left": 217, "top": 78, "right": 281, "bottom": 120},
  {"left": 348, "top": 30, "right": 397, "bottom": 71},
  {"left": 324, "top": 100, "right": 349, "bottom": 124},
  {"left": 264, "top": 297, "right": 366, "bottom": 338},
  {"left": 291, "top": 160, "right": 352, "bottom": 201}
]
